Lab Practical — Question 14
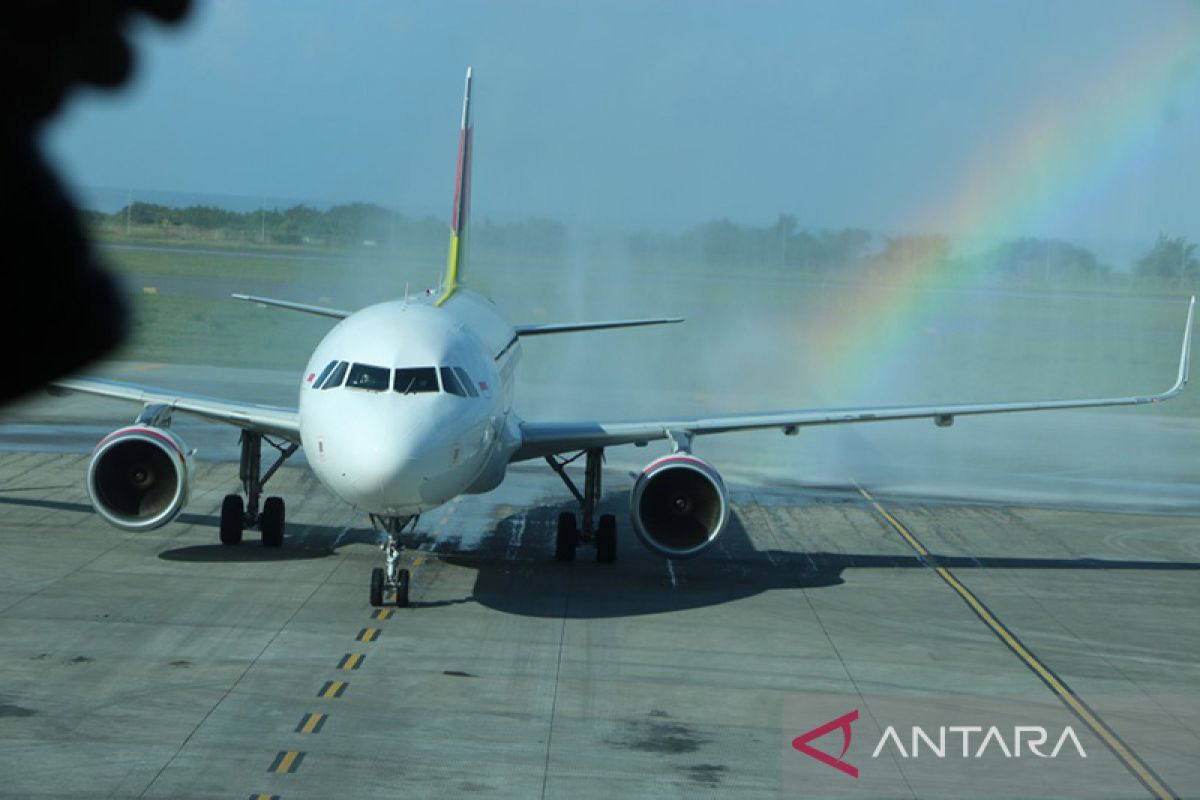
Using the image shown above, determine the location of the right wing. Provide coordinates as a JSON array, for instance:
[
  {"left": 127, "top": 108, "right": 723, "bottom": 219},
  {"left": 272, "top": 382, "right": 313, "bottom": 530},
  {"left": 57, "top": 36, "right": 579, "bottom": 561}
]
[
  {"left": 50, "top": 377, "right": 301, "bottom": 442},
  {"left": 512, "top": 296, "right": 1194, "bottom": 462},
  {"left": 514, "top": 317, "right": 683, "bottom": 336}
]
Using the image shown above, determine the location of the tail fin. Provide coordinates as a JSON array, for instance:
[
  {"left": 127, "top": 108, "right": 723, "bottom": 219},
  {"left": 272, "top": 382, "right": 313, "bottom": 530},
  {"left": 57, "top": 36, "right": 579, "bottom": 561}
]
[{"left": 435, "top": 67, "right": 473, "bottom": 307}]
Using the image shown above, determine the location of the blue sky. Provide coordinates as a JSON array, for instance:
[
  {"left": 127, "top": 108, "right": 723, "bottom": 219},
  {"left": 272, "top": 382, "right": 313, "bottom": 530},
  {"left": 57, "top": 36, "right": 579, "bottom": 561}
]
[{"left": 45, "top": 0, "right": 1200, "bottom": 249}]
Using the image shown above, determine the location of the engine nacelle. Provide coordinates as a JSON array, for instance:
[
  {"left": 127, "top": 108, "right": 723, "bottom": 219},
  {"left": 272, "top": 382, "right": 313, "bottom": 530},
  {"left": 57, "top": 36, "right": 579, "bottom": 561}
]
[
  {"left": 87, "top": 426, "right": 193, "bottom": 531},
  {"left": 629, "top": 454, "right": 730, "bottom": 558}
]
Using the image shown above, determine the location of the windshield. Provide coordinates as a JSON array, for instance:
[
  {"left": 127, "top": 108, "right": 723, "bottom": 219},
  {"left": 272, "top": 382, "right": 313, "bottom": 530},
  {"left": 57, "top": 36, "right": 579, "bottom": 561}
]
[
  {"left": 453, "top": 367, "right": 479, "bottom": 398},
  {"left": 440, "top": 367, "right": 466, "bottom": 397},
  {"left": 319, "top": 361, "right": 348, "bottom": 390},
  {"left": 345, "top": 363, "right": 391, "bottom": 391},
  {"left": 393, "top": 367, "right": 439, "bottom": 394},
  {"left": 311, "top": 360, "right": 337, "bottom": 388}
]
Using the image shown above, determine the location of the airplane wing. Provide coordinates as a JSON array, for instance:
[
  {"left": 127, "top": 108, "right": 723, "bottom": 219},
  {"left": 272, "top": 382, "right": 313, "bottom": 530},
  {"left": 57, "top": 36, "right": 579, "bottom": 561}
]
[
  {"left": 515, "top": 318, "right": 684, "bottom": 336},
  {"left": 49, "top": 377, "right": 301, "bottom": 442},
  {"left": 232, "top": 293, "right": 350, "bottom": 319},
  {"left": 511, "top": 297, "right": 1193, "bottom": 462}
]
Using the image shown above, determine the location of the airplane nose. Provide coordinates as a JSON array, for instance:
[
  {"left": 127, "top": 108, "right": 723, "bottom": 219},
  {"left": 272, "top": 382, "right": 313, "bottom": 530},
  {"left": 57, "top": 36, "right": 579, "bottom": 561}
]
[
  {"left": 324, "top": 425, "right": 443, "bottom": 512},
  {"left": 352, "top": 438, "right": 421, "bottom": 498}
]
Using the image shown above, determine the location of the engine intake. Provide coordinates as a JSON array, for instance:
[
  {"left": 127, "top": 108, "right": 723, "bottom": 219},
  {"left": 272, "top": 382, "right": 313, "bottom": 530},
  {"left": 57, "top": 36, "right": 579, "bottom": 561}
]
[
  {"left": 630, "top": 454, "right": 729, "bottom": 558},
  {"left": 87, "top": 426, "right": 192, "bottom": 531}
]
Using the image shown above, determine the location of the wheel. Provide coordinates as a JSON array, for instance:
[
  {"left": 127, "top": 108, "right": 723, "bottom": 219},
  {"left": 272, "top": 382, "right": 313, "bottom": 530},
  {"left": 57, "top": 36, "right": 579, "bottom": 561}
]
[
  {"left": 555, "top": 512, "right": 577, "bottom": 562},
  {"left": 370, "top": 567, "right": 384, "bottom": 607},
  {"left": 395, "top": 569, "right": 410, "bottom": 608},
  {"left": 219, "top": 494, "right": 244, "bottom": 545},
  {"left": 596, "top": 514, "right": 617, "bottom": 563},
  {"left": 260, "top": 496, "right": 285, "bottom": 547}
]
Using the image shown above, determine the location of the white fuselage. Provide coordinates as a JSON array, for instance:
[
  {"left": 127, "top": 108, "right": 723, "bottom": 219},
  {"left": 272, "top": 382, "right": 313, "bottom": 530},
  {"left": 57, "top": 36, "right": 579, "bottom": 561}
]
[{"left": 298, "top": 290, "right": 523, "bottom": 517}]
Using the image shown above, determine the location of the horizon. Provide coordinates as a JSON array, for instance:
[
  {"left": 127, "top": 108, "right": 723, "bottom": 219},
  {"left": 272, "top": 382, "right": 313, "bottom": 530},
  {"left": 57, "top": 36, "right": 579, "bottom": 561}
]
[{"left": 43, "top": 1, "right": 1200, "bottom": 258}]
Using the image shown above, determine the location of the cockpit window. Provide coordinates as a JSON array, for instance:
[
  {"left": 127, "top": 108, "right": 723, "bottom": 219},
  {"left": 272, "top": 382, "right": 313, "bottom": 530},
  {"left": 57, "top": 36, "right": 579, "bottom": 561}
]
[
  {"left": 346, "top": 363, "right": 391, "bottom": 391},
  {"left": 320, "top": 361, "right": 348, "bottom": 390},
  {"left": 453, "top": 367, "right": 479, "bottom": 398},
  {"left": 440, "top": 367, "right": 467, "bottom": 397},
  {"left": 393, "top": 367, "right": 439, "bottom": 394},
  {"left": 311, "top": 360, "right": 337, "bottom": 389}
]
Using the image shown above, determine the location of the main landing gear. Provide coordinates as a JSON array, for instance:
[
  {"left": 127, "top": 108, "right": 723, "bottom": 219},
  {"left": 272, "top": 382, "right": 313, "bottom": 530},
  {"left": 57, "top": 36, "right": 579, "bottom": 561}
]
[
  {"left": 545, "top": 448, "right": 617, "bottom": 564},
  {"left": 219, "top": 431, "right": 298, "bottom": 548},
  {"left": 368, "top": 514, "right": 415, "bottom": 607}
]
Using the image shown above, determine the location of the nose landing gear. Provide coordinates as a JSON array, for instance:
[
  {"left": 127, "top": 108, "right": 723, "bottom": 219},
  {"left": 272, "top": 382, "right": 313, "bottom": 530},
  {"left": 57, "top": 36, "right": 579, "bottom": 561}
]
[{"left": 369, "top": 514, "right": 417, "bottom": 607}]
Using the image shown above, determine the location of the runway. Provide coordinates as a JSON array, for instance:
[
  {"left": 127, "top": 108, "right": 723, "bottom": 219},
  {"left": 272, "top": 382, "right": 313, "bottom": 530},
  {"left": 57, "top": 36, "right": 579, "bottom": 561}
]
[{"left": 1, "top": 443, "right": 1198, "bottom": 797}]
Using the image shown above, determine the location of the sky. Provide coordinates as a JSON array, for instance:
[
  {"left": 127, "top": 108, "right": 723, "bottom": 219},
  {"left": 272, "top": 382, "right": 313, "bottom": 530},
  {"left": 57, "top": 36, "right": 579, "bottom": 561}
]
[{"left": 45, "top": 0, "right": 1200, "bottom": 252}]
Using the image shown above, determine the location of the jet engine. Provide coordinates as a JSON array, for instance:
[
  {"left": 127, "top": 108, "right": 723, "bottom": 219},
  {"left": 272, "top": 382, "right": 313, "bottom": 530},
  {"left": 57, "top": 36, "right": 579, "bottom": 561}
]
[
  {"left": 629, "top": 454, "right": 730, "bottom": 558},
  {"left": 87, "top": 426, "right": 193, "bottom": 531}
]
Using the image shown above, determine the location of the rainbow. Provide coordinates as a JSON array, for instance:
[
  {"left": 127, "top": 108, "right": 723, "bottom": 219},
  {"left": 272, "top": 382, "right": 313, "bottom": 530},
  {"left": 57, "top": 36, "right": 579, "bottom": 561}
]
[{"left": 808, "top": 18, "right": 1200, "bottom": 402}]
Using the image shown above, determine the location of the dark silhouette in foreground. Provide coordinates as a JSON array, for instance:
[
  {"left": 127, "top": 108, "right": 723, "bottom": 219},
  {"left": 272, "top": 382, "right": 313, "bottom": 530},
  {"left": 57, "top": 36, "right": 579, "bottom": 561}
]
[{"left": 1, "top": 1, "right": 191, "bottom": 403}]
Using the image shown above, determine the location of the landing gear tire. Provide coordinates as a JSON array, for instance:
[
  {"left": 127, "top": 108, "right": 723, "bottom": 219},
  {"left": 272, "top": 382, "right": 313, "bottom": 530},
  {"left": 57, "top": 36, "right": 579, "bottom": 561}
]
[
  {"left": 219, "top": 494, "right": 244, "bottom": 545},
  {"left": 596, "top": 514, "right": 617, "bottom": 563},
  {"left": 395, "top": 569, "right": 410, "bottom": 608},
  {"left": 370, "top": 567, "right": 384, "bottom": 607},
  {"left": 260, "top": 496, "right": 285, "bottom": 547},
  {"left": 555, "top": 512, "right": 578, "bottom": 562}
]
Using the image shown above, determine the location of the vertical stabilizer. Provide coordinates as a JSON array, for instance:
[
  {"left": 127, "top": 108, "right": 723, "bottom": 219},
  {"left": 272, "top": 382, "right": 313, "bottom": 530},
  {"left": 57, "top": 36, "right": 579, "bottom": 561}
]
[{"left": 435, "top": 67, "right": 473, "bottom": 307}]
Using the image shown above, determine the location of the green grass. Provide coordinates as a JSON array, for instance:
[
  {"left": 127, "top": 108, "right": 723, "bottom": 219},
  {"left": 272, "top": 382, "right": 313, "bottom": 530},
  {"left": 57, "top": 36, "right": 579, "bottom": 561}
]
[
  {"left": 97, "top": 239, "right": 1199, "bottom": 420},
  {"left": 113, "top": 292, "right": 332, "bottom": 372}
]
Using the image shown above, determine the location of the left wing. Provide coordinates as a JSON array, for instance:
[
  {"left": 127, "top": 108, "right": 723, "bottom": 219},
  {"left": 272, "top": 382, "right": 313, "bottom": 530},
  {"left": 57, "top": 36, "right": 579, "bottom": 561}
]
[
  {"left": 512, "top": 297, "right": 1193, "bottom": 462},
  {"left": 50, "top": 378, "right": 301, "bottom": 442}
]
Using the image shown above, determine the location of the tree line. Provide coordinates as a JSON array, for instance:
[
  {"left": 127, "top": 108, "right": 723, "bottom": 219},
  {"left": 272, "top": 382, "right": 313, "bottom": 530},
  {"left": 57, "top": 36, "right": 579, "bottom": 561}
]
[{"left": 84, "top": 202, "right": 1197, "bottom": 286}]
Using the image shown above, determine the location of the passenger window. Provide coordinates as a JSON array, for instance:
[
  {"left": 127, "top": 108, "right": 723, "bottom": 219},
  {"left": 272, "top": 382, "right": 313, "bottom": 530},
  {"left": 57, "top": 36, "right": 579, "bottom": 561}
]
[
  {"left": 440, "top": 367, "right": 467, "bottom": 397},
  {"left": 310, "top": 360, "right": 337, "bottom": 389},
  {"left": 453, "top": 367, "right": 479, "bottom": 398},
  {"left": 320, "top": 361, "right": 348, "bottom": 390},
  {"left": 393, "top": 367, "right": 439, "bottom": 394},
  {"left": 346, "top": 363, "right": 391, "bottom": 392}
]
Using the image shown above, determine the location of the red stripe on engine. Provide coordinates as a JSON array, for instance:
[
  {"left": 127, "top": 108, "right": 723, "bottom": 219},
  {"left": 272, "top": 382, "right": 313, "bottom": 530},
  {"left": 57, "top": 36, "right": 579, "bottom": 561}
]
[
  {"left": 641, "top": 454, "right": 712, "bottom": 475},
  {"left": 96, "top": 427, "right": 185, "bottom": 461}
]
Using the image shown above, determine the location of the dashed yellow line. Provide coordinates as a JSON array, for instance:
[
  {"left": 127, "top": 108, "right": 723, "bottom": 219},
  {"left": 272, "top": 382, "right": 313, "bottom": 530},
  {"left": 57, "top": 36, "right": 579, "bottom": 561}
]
[
  {"left": 317, "top": 680, "right": 347, "bottom": 698},
  {"left": 337, "top": 653, "right": 364, "bottom": 671},
  {"left": 356, "top": 627, "right": 380, "bottom": 642},
  {"left": 267, "top": 750, "right": 304, "bottom": 774},
  {"left": 295, "top": 712, "right": 327, "bottom": 734},
  {"left": 856, "top": 484, "right": 1178, "bottom": 800},
  {"left": 371, "top": 608, "right": 395, "bottom": 620}
]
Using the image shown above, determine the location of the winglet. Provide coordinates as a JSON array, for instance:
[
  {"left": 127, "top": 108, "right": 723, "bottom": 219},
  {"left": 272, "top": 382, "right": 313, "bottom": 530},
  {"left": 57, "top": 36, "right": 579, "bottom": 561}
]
[
  {"left": 435, "top": 67, "right": 473, "bottom": 307},
  {"left": 1165, "top": 295, "right": 1195, "bottom": 399}
]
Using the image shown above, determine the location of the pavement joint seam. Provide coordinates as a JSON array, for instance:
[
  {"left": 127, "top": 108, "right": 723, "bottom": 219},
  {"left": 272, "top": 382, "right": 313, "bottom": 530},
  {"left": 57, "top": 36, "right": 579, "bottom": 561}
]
[
  {"left": 752, "top": 495, "right": 921, "bottom": 799},
  {"left": 538, "top": 563, "right": 573, "bottom": 800},
  {"left": 856, "top": 484, "right": 1181, "bottom": 800},
  {"left": 136, "top": 532, "right": 344, "bottom": 798},
  {"left": 1004, "top": 549, "right": 1200, "bottom": 752}
]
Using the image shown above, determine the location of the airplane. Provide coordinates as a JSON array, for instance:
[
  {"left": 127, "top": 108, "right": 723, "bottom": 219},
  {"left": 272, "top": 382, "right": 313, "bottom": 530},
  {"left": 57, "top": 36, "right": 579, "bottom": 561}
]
[{"left": 51, "top": 67, "right": 1195, "bottom": 608}]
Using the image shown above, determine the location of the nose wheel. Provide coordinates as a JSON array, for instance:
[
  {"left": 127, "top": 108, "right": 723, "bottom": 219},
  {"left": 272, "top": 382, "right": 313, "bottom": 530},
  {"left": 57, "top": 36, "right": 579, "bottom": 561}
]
[{"left": 370, "top": 515, "right": 416, "bottom": 607}]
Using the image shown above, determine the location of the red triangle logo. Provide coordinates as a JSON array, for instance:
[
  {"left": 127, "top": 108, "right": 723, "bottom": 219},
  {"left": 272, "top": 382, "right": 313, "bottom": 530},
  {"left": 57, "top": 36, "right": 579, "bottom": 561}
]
[{"left": 791, "top": 709, "right": 859, "bottom": 778}]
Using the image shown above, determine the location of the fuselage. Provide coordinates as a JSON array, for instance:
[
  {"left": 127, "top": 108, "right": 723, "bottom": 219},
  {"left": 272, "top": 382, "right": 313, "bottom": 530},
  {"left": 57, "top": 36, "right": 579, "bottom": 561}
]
[{"left": 298, "top": 290, "right": 523, "bottom": 517}]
